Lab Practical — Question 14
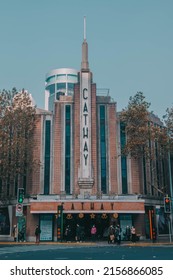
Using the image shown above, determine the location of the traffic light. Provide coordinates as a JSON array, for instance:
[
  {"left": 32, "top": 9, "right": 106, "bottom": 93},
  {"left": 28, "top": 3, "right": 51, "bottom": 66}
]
[
  {"left": 152, "top": 227, "right": 157, "bottom": 241},
  {"left": 17, "top": 188, "right": 24, "bottom": 203},
  {"left": 164, "top": 196, "right": 171, "bottom": 213}
]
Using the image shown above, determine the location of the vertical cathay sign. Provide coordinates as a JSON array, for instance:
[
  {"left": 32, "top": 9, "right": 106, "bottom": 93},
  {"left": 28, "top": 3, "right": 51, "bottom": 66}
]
[
  {"left": 80, "top": 72, "right": 91, "bottom": 178},
  {"left": 83, "top": 87, "right": 89, "bottom": 166}
]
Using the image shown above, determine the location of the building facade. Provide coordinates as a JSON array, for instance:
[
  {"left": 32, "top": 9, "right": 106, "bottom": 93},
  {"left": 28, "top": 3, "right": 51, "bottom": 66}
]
[{"left": 0, "top": 26, "right": 172, "bottom": 242}]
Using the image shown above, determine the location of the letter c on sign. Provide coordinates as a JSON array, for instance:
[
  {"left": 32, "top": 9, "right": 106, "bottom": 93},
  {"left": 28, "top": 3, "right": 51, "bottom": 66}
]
[{"left": 83, "top": 88, "right": 88, "bottom": 99}]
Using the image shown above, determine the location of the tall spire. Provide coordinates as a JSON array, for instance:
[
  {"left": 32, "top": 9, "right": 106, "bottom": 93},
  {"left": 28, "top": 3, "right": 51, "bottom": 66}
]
[
  {"left": 81, "top": 16, "right": 89, "bottom": 71},
  {"left": 84, "top": 16, "right": 86, "bottom": 41}
]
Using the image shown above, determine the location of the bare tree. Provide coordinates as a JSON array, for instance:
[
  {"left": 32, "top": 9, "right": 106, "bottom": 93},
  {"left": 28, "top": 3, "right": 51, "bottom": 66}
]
[
  {"left": 0, "top": 88, "right": 37, "bottom": 204},
  {"left": 120, "top": 92, "right": 169, "bottom": 196}
]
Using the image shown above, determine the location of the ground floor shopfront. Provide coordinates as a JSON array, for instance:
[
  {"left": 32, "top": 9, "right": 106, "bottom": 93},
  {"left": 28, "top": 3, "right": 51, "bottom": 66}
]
[
  {"left": 28, "top": 199, "right": 146, "bottom": 241},
  {"left": 37, "top": 212, "right": 143, "bottom": 242},
  {"left": 0, "top": 200, "right": 171, "bottom": 242}
]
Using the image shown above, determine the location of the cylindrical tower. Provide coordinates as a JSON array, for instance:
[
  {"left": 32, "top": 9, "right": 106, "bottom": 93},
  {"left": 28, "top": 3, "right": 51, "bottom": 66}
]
[{"left": 45, "top": 68, "right": 78, "bottom": 111}]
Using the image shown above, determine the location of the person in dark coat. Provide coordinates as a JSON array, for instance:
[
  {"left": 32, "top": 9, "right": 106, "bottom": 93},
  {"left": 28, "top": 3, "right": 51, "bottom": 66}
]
[
  {"left": 131, "top": 226, "right": 136, "bottom": 243},
  {"left": 64, "top": 225, "right": 72, "bottom": 242},
  {"left": 125, "top": 225, "right": 131, "bottom": 241},
  {"left": 35, "top": 225, "right": 41, "bottom": 244},
  {"left": 76, "top": 224, "right": 83, "bottom": 242},
  {"left": 108, "top": 225, "right": 115, "bottom": 244},
  {"left": 115, "top": 224, "right": 122, "bottom": 245}
]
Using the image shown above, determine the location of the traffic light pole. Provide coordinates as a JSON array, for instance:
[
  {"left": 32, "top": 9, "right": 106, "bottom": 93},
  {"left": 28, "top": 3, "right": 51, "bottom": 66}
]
[{"left": 168, "top": 150, "right": 173, "bottom": 242}]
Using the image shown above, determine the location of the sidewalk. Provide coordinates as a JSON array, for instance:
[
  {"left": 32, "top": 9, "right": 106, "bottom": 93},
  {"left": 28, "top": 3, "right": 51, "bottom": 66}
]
[{"left": 0, "top": 240, "right": 173, "bottom": 246}]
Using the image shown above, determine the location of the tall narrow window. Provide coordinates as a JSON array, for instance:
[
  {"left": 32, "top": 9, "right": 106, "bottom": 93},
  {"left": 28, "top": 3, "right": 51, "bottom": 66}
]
[
  {"left": 100, "top": 106, "right": 107, "bottom": 193},
  {"left": 44, "top": 120, "right": 51, "bottom": 195},
  {"left": 65, "top": 105, "right": 71, "bottom": 194},
  {"left": 149, "top": 139, "right": 154, "bottom": 195},
  {"left": 143, "top": 155, "right": 147, "bottom": 194},
  {"left": 120, "top": 123, "right": 128, "bottom": 194}
]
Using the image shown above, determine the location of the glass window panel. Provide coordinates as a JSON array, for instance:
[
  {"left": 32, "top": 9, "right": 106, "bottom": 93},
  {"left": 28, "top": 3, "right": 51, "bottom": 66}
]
[
  {"left": 101, "top": 158, "right": 106, "bottom": 169},
  {"left": 101, "top": 142, "right": 106, "bottom": 155},
  {"left": 121, "top": 156, "right": 127, "bottom": 194},
  {"left": 100, "top": 105, "right": 105, "bottom": 119},
  {"left": 46, "top": 76, "right": 55, "bottom": 84},
  {"left": 67, "top": 83, "right": 75, "bottom": 95},
  {"left": 57, "top": 83, "right": 66, "bottom": 90},
  {"left": 44, "top": 120, "right": 51, "bottom": 195},
  {"left": 56, "top": 74, "right": 66, "bottom": 80},
  {"left": 46, "top": 84, "right": 55, "bottom": 95},
  {"left": 100, "top": 105, "right": 107, "bottom": 193},
  {"left": 67, "top": 74, "right": 78, "bottom": 82},
  {"left": 65, "top": 106, "right": 71, "bottom": 194}
]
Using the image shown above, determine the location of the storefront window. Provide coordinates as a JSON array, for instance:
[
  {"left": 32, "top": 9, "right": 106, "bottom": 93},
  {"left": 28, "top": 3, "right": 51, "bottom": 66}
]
[
  {"left": 0, "top": 207, "right": 10, "bottom": 235},
  {"left": 158, "top": 207, "right": 169, "bottom": 235},
  {"left": 40, "top": 214, "right": 53, "bottom": 241}
]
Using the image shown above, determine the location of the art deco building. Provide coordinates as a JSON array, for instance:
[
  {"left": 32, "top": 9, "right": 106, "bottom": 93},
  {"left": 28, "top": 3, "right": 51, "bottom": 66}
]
[{"left": 0, "top": 21, "right": 171, "bottom": 242}]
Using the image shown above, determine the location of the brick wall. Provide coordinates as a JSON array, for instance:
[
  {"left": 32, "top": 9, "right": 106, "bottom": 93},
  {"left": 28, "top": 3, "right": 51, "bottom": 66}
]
[
  {"left": 26, "top": 205, "right": 39, "bottom": 240},
  {"left": 73, "top": 84, "right": 80, "bottom": 193},
  {"left": 28, "top": 115, "right": 42, "bottom": 195},
  {"left": 108, "top": 102, "right": 118, "bottom": 194},
  {"left": 91, "top": 83, "right": 97, "bottom": 194},
  {"left": 131, "top": 157, "right": 143, "bottom": 194}
]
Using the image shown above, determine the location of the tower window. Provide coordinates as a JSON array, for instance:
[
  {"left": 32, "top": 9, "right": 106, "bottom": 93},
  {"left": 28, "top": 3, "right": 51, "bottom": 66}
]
[
  {"left": 65, "top": 105, "right": 71, "bottom": 194},
  {"left": 44, "top": 120, "right": 51, "bottom": 195},
  {"left": 100, "top": 106, "right": 107, "bottom": 194}
]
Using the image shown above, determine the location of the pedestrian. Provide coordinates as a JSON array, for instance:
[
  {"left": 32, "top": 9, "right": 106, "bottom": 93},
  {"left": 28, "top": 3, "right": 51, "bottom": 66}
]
[
  {"left": 76, "top": 224, "right": 82, "bottom": 242},
  {"left": 115, "top": 224, "right": 122, "bottom": 245},
  {"left": 125, "top": 225, "right": 131, "bottom": 241},
  {"left": 131, "top": 226, "right": 136, "bottom": 243},
  {"left": 35, "top": 225, "right": 41, "bottom": 244},
  {"left": 13, "top": 225, "right": 17, "bottom": 242},
  {"left": 19, "top": 225, "right": 26, "bottom": 242},
  {"left": 108, "top": 225, "right": 115, "bottom": 244},
  {"left": 80, "top": 226, "right": 85, "bottom": 242},
  {"left": 91, "top": 224, "right": 97, "bottom": 241},
  {"left": 64, "top": 225, "right": 72, "bottom": 242}
]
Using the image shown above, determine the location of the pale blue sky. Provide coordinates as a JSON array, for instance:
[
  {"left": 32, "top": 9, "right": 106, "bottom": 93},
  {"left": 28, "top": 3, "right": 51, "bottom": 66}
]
[{"left": 0, "top": 0, "right": 173, "bottom": 119}]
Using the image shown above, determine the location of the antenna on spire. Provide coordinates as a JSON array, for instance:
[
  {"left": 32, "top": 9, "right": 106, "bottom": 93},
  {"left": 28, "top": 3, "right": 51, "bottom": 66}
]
[
  {"left": 81, "top": 16, "right": 89, "bottom": 70},
  {"left": 84, "top": 16, "right": 86, "bottom": 41}
]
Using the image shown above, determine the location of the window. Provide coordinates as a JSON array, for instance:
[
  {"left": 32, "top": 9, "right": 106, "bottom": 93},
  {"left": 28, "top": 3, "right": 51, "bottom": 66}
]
[
  {"left": 56, "top": 74, "right": 66, "bottom": 80},
  {"left": 46, "top": 84, "right": 55, "bottom": 95},
  {"left": 100, "top": 106, "right": 107, "bottom": 194},
  {"left": 65, "top": 106, "right": 71, "bottom": 194},
  {"left": 46, "top": 75, "right": 55, "bottom": 84},
  {"left": 120, "top": 123, "right": 128, "bottom": 194},
  {"left": 44, "top": 120, "right": 51, "bottom": 195},
  {"left": 67, "top": 74, "right": 78, "bottom": 82},
  {"left": 67, "top": 83, "right": 75, "bottom": 95},
  {"left": 57, "top": 83, "right": 66, "bottom": 90}
]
